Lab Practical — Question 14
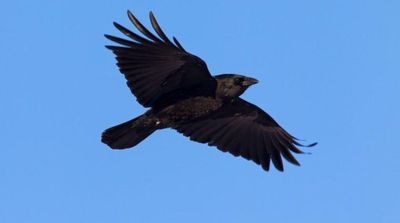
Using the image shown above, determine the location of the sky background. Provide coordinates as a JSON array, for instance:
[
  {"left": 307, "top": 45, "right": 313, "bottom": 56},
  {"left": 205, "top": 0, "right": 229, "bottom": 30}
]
[{"left": 1, "top": 0, "right": 399, "bottom": 222}]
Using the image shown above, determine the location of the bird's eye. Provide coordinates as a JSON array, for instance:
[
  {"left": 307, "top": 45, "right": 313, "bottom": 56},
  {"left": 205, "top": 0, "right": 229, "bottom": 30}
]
[{"left": 234, "top": 77, "right": 244, "bottom": 85}]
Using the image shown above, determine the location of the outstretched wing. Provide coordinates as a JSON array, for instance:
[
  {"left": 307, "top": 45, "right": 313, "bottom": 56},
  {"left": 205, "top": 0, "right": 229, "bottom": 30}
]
[
  {"left": 105, "top": 11, "right": 217, "bottom": 108},
  {"left": 175, "top": 98, "right": 316, "bottom": 171}
]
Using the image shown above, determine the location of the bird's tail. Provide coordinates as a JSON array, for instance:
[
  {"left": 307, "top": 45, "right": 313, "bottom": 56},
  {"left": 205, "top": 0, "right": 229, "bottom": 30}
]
[{"left": 101, "top": 114, "right": 156, "bottom": 149}]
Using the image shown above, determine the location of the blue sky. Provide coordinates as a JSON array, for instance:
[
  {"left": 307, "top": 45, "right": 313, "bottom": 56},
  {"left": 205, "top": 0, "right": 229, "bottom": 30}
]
[{"left": 1, "top": 0, "right": 399, "bottom": 222}]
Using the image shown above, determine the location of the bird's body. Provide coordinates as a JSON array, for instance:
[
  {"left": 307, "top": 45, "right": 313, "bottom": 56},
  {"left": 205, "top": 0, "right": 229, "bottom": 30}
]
[
  {"left": 102, "top": 11, "right": 316, "bottom": 171},
  {"left": 156, "top": 96, "right": 223, "bottom": 125}
]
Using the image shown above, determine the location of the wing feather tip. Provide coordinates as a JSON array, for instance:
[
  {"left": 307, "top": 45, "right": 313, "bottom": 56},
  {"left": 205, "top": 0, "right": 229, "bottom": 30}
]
[
  {"left": 113, "top": 22, "right": 128, "bottom": 34},
  {"left": 112, "top": 21, "right": 120, "bottom": 27},
  {"left": 127, "top": 10, "right": 140, "bottom": 26},
  {"left": 291, "top": 159, "right": 301, "bottom": 166},
  {"left": 261, "top": 164, "right": 270, "bottom": 172},
  {"left": 127, "top": 10, "right": 133, "bottom": 17},
  {"left": 105, "top": 45, "right": 115, "bottom": 50},
  {"left": 276, "top": 166, "right": 284, "bottom": 172},
  {"left": 296, "top": 141, "right": 318, "bottom": 148},
  {"left": 104, "top": 34, "right": 119, "bottom": 42},
  {"left": 307, "top": 142, "right": 318, "bottom": 147},
  {"left": 173, "top": 36, "right": 186, "bottom": 52}
]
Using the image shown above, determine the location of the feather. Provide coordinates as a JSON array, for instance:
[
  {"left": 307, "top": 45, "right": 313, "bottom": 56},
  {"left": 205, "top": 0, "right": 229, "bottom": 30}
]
[
  {"left": 127, "top": 10, "right": 163, "bottom": 43},
  {"left": 149, "top": 11, "right": 175, "bottom": 46}
]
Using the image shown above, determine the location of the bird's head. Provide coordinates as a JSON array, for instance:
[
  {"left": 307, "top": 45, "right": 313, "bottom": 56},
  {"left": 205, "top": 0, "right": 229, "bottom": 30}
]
[{"left": 215, "top": 74, "right": 259, "bottom": 99}]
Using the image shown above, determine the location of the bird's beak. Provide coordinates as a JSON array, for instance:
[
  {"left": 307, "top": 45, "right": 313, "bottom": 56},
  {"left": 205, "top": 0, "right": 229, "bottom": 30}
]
[{"left": 243, "top": 77, "right": 259, "bottom": 86}]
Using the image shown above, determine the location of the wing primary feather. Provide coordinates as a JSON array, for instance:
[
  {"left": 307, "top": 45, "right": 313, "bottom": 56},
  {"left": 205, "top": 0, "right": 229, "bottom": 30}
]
[
  {"left": 105, "top": 45, "right": 130, "bottom": 52},
  {"left": 113, "top": 22, "right": 153, "bottom": 45},
  {"left": 290, "top": 138, "right": 317, "bottom": 148},
  {"left": 275, "top": 131, "right": 306, "bottom": 154},
  {"left": 274, "top": 136, "right": 300, "bottom": 166},
  {"left": 260, "top": 134, "right": 271, "bottom": 171},
  {"left": 305, "top": 142, "right": 318, "bottom": 147},
  {"left": 257, "top": 133, "right": 270, "bottom": 171},
  {"left": 269, "top": 137, "right": 284, "bottom": 171},
  {"left": 173, "top": 37, "right": 187, "bottom": 52},
  {"left": 288, "top": 142, "right": 305, "bottom": 154},
  {"left": 271, "top": 150, "right": 284, "bottom": 172},
  {"left": 149, "top": 11, "right": 175, "bottom": 46},
  {"left": 127, "top": 10, "right": 163, "bottom": 43},
  {"left": 104, "top": 34, "right": 140, "bottom": 47}
]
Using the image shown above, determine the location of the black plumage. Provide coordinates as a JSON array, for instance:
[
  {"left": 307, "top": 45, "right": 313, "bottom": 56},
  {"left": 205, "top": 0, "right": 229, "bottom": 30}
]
[{"left": 102, "top": 11, "right": 316, "bottom": 171}]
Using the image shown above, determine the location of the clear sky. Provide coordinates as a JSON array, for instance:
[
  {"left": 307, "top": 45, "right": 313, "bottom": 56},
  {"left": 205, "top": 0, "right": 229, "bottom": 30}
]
[{"left": 1, "top": 0, "right": 399, "bottom": 222}]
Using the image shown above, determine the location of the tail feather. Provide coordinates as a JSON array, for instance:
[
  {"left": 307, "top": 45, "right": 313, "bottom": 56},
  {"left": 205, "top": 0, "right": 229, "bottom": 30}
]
[{"left": 101, "top": 115, "right": 156, "bottom": 149}]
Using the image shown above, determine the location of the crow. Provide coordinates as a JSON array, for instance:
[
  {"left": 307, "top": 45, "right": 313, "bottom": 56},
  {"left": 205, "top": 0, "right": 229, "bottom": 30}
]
[{"left": 102, "top": 11, "right": 316, "bottom": 171}]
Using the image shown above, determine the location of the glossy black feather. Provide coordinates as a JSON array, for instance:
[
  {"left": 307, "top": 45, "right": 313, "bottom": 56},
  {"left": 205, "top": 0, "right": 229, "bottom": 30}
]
[
  {"left": 175, "top": 98, "right": 309, "bottom": 171},
  {"left": 127, "top": 10, "right": 163, "bottom": 43},
  {"left": 106, "top": 11, "right": 216, "bottom": 108},
  {"left": 149, "top": 11, "right": 175, "bottom": 46}
]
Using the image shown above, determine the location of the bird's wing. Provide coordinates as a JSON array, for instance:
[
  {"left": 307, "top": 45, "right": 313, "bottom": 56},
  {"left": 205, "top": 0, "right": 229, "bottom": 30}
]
[
  {"left": 175, "top": 98, "right": 316, "bottom": 171},
  {"left": 105, "top": 11, "right": 217, "bottom": 108}
]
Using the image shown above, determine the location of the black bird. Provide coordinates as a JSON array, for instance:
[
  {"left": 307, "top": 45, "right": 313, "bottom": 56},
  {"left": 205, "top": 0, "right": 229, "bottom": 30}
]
[{"left": 102, "top": 11, "right": 316, "bottom": 171}]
